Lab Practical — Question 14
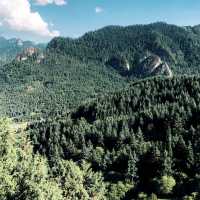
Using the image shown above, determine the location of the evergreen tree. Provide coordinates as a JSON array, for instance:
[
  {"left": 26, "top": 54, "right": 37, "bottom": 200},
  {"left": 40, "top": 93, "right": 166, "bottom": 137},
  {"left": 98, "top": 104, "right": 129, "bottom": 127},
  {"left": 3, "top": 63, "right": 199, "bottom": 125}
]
[
  {"left": 162, "top": 150, "right": 172, "bottom": 176},
  {"left": 127, "top": 151, "right": 138, "bottom": 181}
]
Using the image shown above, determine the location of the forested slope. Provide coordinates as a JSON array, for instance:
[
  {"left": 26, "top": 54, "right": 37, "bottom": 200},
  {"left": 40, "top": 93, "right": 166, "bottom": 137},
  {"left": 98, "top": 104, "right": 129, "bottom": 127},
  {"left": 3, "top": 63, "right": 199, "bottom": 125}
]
[
  {"left": 28, "top": 76, "right": 200, "bottom": 199},
  {"left": 2, "top": 23, "right": 200, "bottom": 119},
  {"left": 0, "top": 55, "right": 127, "bottom": 119},
  {"left": 0, "top": 118, "right": 108, "bottom": 199},
  {"left": 48, "top": 22, "right": 200, "bottom": 75},
  {"left": 2, "top": 22, "right": 200, "bottom": 200}
]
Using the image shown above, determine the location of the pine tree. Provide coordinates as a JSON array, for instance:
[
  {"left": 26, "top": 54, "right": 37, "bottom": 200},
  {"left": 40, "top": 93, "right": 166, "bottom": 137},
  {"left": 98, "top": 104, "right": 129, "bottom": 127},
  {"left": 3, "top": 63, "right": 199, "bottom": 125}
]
[
  {"left": 187, "top": 141, "right": 194, "bottom": 169},
  {"left": 166, "top": 128, "right": 173, "bottom": 158},
  {"left": 163, "top": 150, "right": 172, "bottom": 176},
  {"left": 127, "top": 151, "right": 138, "bottom": 181},
  {"left": 189, "top": 125, "right": 196, "bottom": 141}
]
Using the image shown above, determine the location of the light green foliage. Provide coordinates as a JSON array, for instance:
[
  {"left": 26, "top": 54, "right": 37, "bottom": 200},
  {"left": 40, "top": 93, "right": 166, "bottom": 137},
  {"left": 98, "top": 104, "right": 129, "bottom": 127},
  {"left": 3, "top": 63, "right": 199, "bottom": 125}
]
[
  {"left": 138, "top": 192, "right": 148, "bottom": 200},
  {"left": 0, "top": 118, "right": 108, "bottom": 199},
  {"left": 149, "top": 193, "right": 157, "bottom": 200},
  {"left": 20, "top": 155, "right": 63, "bottom": 200},
  {"left": 0, "top": 118, "right": 62, "bottom": 200},
  {"left": 183, "top": 196, "right": 194, "bottom": 200},
  {"left": 57, "top": 160, "right": 107, "bottom": 200},
  {"left": 107, "top": 181, "right": 133, "bottom": 200},
  {"left": 0, "top": 118, "right": 30, "bottom": 198},
  {"left": 183, "top": 192, "right": 198, "bottom": 200},
  {"left": 154, "top": 176, "right": 176, "bottom": 195}
]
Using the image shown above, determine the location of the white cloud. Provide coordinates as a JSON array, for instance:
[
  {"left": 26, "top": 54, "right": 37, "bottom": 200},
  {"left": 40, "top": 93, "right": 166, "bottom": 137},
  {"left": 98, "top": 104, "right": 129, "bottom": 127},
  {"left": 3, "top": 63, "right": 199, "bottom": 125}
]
[
  {"left": 0, "top": 0, "right": 60, "bottom": 38},
  {"left": 35, "top": 0, "right": 67, "bottom": 6},
  {"left": 95, "top": 6, "right": 104, "bottom": 14}
]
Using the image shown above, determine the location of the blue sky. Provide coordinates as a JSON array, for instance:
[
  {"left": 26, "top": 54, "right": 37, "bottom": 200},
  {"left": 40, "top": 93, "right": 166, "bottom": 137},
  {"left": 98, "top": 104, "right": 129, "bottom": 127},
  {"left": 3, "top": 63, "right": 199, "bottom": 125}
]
[{"left": 0, "top": 0, "right": 200, "bottom": 42}]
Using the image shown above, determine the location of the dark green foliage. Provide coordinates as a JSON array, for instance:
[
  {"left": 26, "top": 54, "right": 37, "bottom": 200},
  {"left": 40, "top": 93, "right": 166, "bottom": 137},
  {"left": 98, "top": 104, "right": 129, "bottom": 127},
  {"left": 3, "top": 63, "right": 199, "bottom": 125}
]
[
  {"left": 48, "top": 22, "right": 200, "bottom": 75},
  {"left": 28, "top": 76, "right": 200, "bottom": 199}
]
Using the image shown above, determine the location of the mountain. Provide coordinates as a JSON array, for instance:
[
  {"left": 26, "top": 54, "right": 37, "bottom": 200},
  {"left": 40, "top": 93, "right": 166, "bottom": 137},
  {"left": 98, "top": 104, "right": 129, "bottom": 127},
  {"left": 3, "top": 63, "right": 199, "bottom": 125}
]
[
  {"left": 3, "top": 22, "right": 200, "bottom": 199},
  {"left": 0, "top": 37, "right": 45, "bottom": 64},
  {"left": 2, "top": 22, "right": 200, "bottom": 119},
  {"left": 29, "top": 76, "right": 200, "bottom": 199},
  {"left": 48, "top": 22, "right": 200, "bottom": 76}
]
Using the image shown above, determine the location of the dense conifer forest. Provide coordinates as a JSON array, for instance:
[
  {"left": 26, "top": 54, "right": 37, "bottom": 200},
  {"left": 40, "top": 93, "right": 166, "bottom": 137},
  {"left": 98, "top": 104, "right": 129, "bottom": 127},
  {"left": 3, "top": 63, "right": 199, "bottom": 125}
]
[
  {"left": 1, "top": 23, "right": 200, "bottom": 199},
  {"left": 27, "top": 76, "right": 200, "bottom": 199}
]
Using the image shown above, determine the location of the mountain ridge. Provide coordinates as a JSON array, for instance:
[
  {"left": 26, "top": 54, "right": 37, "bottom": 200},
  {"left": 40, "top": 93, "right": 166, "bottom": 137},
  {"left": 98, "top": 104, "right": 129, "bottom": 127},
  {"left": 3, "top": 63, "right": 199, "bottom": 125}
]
[{"left": 47, "top": 22, "right": 200, "bottom": 76}]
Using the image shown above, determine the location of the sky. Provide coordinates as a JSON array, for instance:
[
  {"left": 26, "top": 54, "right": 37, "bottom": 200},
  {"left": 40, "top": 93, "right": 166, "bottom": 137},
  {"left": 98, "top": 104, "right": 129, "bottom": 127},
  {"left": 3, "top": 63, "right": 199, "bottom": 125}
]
[{"left": 0, "top": 0, "right": 200, "bottom": 43}]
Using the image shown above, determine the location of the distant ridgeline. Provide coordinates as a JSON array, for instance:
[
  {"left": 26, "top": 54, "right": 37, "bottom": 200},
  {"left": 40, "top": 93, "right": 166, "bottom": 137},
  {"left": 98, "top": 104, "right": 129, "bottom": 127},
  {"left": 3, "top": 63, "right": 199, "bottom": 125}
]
[{"left": 2, "top": 22, "right": 200, "bottom": 119}]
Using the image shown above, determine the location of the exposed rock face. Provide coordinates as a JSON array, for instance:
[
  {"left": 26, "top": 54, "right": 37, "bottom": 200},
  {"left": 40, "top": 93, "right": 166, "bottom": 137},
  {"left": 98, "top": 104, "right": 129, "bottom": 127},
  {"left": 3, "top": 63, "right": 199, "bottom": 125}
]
[
  {"left": 16, "top": 47, "right": 44, "bottom": 63},
  {"left": 106, "top": 54, "right": 172, "bottom": 78},
  {"left": 153, "top": 62, "right": 173, "bottom": 77},
  {"left": 136, "top": 55, "right": 173, "bottom": 78},
  {"left": 0, "top": 37, "right": 45, "bottom": 65},
  {"left": 125, "top": 61, "right": 130, "bottom": 71},
  {"left": 16, "top": 47, "right": 38, "bottom": 61}
]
